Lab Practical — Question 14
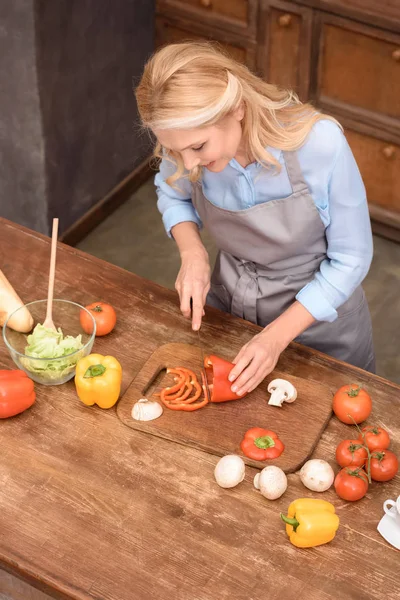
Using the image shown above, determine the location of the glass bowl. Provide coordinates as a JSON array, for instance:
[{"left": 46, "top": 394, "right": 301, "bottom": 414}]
[{"left": 2, "top": 299, "right": 96, "bottom": 385}]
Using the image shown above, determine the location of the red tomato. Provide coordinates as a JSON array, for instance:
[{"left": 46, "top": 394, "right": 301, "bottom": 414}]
[
  {"left": 335, "top": 439, "right": 368, "bottom": 468},
  {"left": 370, "top": 449, "right": 398, "bottom": 482},
  {"left": 334, "top": 468, "right": 369, "bottom": 501},
  {"left": 332, "top": 384, "right": 372, "bottom": 424},
  {"left": 80, "top": 302, "right": 117, "bottom": 337},
  {"left": 358, "top": 426, "right": 390, "bottom": 451}
]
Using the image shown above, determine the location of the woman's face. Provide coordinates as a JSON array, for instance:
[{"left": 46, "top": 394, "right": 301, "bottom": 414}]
[{"left": 153, "top": 108, "right": 245, "bottom": 173}]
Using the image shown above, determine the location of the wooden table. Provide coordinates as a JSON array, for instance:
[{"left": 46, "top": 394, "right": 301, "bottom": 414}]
[{"left": 0, "top": 217, "right": 399, "bottom": 600}]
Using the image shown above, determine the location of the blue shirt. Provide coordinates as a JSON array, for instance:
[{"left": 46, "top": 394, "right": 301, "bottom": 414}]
[{"left": 155, "top": 119, "right": 373, "bottom": 323}]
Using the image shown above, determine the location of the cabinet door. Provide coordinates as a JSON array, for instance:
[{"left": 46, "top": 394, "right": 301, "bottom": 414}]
[
  {"left": 157, "top": 0, "right": 258, "bottom": 38},
  {"left": 258, "top": 0, "right": 312, "bottom": 100},
  {"left": 315, "top": 13, "right": 400, "bottom": 135},
  {"left": 155, "top": 16, "right": 256, "bottom": 69},
  {"left": 345, "top": 128, "right": 400, "bottom": 217}
]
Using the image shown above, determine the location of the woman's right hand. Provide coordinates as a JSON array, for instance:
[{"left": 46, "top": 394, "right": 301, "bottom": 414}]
[{"left": 175, "top": 248, "right": 211, "bottom": 331}]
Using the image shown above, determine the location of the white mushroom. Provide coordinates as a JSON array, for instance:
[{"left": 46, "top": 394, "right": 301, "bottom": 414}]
[
  {"left": 214, "top": 455, "right": 246, "bottom": 489},
  {"left": 299, "top": 459, "right": 335, "bottom": 492},
  {"left": 268, "top": 379, "right": 297, "bottom": 407},
  {"left": 131, "top": 398, "right": 163, "bottom": 421},
  {"left": 254, "top": 466, "right": 287, "bottom": 500}
]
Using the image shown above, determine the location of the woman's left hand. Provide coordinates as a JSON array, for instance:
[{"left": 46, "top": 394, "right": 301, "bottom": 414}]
[{"left": 228, "top": 330, "right": 286, "bottom": 396}]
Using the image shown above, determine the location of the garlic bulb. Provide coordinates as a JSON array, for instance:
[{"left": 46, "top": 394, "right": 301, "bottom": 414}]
[
  {"left": 131, "top": 398, "right": 163, "bottom": 421},
  {"left": 214, "top": 455, "right": 246, "bottom": 489}
]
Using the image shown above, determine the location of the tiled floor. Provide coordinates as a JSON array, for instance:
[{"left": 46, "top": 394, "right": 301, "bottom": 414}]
[{"left": 78, "top": 177, "right": 400, "bottom": 384}]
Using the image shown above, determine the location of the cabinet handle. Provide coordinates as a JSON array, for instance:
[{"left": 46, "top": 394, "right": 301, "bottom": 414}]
[
  {"left": 200, "top": 0, "right": 212, "bottom": 8},
  {"left": 278, "top": 14, "right": 292, "bottom": 27},
  {"left": 392, "top": 49, "right": 400, "bottom": 62},
  {"left": 382, "top": 145, "right": 396, "bottom": 159}
]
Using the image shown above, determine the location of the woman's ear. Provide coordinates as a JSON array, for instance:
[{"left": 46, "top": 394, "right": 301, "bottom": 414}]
[{"left": 233, "top": 102, "right": 245, "bottom": 122}]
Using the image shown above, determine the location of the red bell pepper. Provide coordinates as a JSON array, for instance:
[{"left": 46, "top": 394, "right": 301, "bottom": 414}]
[
  {"left": 204, "top": 354, "right": 248, "bottom": 403},
  {"left": 240, "top": 427, "right": 284, "bottom": 461},
  {"left": 0, "top": 370, "right": 36, "bottom": 418}
]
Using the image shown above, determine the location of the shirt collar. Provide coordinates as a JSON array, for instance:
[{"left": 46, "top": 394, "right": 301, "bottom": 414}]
[{"left": 229, "top": 145, "right": 282, "bottom": 172}]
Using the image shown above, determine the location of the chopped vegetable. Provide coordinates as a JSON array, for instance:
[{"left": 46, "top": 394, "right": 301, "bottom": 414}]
[
  {"left": 214, "top": 455, "right": 245, "bottom": 489},
  {"left": 267, "top": 379, "right": 297, "bottom": 407},
  {"left": 204, "top": 355, "right": 248, "bottom": 402},
  {"left": 254, "top": 466, "right": 287, "bottom": 499},
  {"left": 158, "top": 367, "right": 208, "bottom": 411},
  {"left": 332, "top": 384, "right": 372, "bottom": 424},
  {"left": 21, "top": 323, "right": 84, "bottom": 382},
  {"left": 80, "top": 302, "right": 117, "bottom": 336},
  {"left": 280, "top": 499, "right": 340, "bottom": 548},
  {"left": 299, "top": 459, "right": 335, "bottom": 492},
  {"left": 0, "top": 270, "right": 34, "bottom": 333},
  {"left": 132, "top": 398, "right": 163, "bottom": 421},
  {"left": 0, "top": 370, "right": 36, "bottom": 418},
  {"left": 75, "top": 353, "right": 122, "bottom": 409},
  {"left": 240, "top": 427, "right": 284, "bottom": 461}
]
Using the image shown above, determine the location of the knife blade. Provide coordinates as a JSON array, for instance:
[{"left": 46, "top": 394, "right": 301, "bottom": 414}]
[
  {"left": 196, "top": 327, "right": 205, "bottom": 366},
  {"left": 196, "top": 327, "right": 211, "bottom": 402}
]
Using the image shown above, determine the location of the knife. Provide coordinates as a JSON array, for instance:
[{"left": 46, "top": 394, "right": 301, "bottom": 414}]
[
  {"left": 196, "top": 327, "right": 211, "bottom": 402},
  {"left": 196, "top": 327, "right": 205, "bottom": 366}
]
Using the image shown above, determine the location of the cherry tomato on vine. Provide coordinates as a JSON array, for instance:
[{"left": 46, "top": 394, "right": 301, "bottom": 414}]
[
  {"left": 334, "top": 467, "right": 369, "bottom": 501},
  {"left": 335, "top": 439, "right": 368, "bottom": 468},
  {"left": 358, "top": 426, "right": 390, "bottom": 452},
  {"left": 80, "top": 302, "right": 117, "bottom": 336},
  {"left": 370, "top": 449, "right": 398, "bottom": 482},
  {"left": 332, "top": 384, "right": 372, "bottom": 424}
]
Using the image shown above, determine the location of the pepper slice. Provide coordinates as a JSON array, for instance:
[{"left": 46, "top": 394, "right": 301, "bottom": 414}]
[
  {"left": 240, "top": 427, "right": 284, "bottom": 461},
  {"left": 204, "top": 355, "right": 248, "bottom": 403},
  {"left": 159, "top": 367, "right": 208, "bottom": 411},
  {"left": 161, "top": 368, "right": 187, "bottom": 397}
]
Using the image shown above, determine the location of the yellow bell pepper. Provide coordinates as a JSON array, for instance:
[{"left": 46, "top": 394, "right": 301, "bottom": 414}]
[
  {"left": 280, "top": 498, "right": 340, "bottom": 548},
  {"left": 75, "top": 353, "right": 122, "bottom": 409}
]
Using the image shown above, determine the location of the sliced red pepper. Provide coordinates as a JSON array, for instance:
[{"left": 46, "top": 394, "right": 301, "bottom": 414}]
[
  {"left": 0, "top": 370, "right": 36, "bottom": 419},
  {"left": 240, "top": 427, "right": 284, "bottom": 461},
  {"left": 200, "top": 369, "right": 210, "bottom": 404},
  {"left": 204, "top": 355, "right": 248, "bottom": 403},
  {"left": 159, "top": 367, "right": 209, "bottom": 411},
  {"left": 162, "top": 396, "right": 209, "bottom": 411},
  {"left": 160, "top": 387, "right": 208, "bottom": 411}
]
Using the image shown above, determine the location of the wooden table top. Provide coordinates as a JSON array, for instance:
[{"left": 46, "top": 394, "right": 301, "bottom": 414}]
[{"left": 0, "top": 217, "right": 399, "bottom": 600}]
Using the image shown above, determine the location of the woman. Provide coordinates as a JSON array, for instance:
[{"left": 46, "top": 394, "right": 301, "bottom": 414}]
[{"left": 135, "top": 42, "right": 375, "bottom": 396}]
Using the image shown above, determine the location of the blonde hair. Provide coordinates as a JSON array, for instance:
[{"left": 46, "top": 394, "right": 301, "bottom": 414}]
[{"left": 135, "top": 42, "right": 340, "bottom": 186}]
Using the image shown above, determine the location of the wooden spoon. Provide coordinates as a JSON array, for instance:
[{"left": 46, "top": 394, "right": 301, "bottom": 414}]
[{"left": 43, "top": 218, "right": 59, "bottom": 330}]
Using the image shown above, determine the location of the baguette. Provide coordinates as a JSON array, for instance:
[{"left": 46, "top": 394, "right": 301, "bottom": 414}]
[{"left": 0, "top": 270, "right": 34, "bottom": 332}]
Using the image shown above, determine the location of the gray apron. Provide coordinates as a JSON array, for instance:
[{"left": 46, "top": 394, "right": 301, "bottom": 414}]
[{"left": 192, "top": 150, "right": 375, "bottom": 372}]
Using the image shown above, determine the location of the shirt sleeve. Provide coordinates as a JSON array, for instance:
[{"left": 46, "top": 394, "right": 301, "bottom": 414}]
[
  {"left": 296, "top": 131, "right": 373, "bottom": 322},
  {"left": 155, "top": 157, "right": 202, "bottom": 237}
]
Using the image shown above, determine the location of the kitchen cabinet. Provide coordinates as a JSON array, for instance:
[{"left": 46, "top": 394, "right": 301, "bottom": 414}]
[{"left": 156, "top": 0, "right": 400, "bottom": 241}]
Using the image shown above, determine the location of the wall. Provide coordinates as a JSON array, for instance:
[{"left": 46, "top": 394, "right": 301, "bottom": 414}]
[{"left": 0, "top": 0, "right": 154, "bottom": 236}]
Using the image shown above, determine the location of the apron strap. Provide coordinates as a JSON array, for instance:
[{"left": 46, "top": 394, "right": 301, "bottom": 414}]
[{"left": 283, "top": 151, "right": 309, "bottom": 194}]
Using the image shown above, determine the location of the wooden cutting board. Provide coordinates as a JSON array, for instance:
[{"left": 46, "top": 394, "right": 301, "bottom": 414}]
[{"left": 117, "top": 343, "right": 334, "bottom": 472}]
